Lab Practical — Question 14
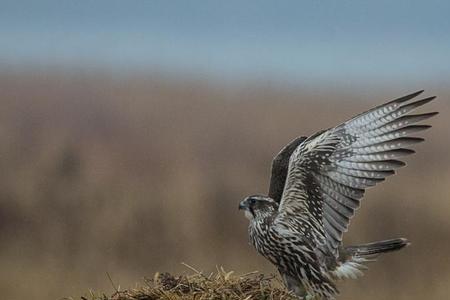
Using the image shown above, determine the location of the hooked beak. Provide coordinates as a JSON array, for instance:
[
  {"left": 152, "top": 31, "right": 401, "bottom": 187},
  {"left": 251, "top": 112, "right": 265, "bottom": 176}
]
[{"left": 238, "top": 200, "right": 248, "bottom": 210}]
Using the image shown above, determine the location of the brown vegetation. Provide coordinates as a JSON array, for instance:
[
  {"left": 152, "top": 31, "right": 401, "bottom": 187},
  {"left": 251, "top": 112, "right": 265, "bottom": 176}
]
[{"left": 86, "top": 267, "right": 295, "bottom": 300}]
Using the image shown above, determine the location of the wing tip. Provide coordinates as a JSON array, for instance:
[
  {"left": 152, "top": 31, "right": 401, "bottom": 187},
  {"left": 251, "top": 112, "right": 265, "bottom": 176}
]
[
  {"left": 407, "top": 90, "right": 425, "bottom": 98},
  {"left": 406, "top": 96, "right": 437, "bottom": 109},
  {"left": 411, "top": 124, "right": 432, "bottom": 131},
  {"left": 403, "top": 111, "right": 439, "bottom": 124},
  {"left": 387, "top": 159, "right": 407, "bottom": 168},
  {"left": 413, "top": 89, "right": 425, "bottom": 97},
  {"left": 420, "top": 111, "right": 439, "bottom": 122},
  {"left": 394, "top": 90, "right": 425, "bottom": 104},
  {"left": 423, "top": 95, "right": 437, "bottom": 102},
  {"left": 408, "top": 137, "right": 425, "bottom": 143},
  {"left": 405, "top": 148, "right": 416, "bottom": 153}
]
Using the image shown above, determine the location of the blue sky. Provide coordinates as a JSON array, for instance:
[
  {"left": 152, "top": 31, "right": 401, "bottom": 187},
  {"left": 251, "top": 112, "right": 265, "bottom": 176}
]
[{"left": 1, "top": 0, "right": 449, "bottom": 84}]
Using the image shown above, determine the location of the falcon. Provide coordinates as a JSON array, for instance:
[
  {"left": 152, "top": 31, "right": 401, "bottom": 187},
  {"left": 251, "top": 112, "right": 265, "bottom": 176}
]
[{"left": 238, "top": 91, "right": 437, "bottom": 299}]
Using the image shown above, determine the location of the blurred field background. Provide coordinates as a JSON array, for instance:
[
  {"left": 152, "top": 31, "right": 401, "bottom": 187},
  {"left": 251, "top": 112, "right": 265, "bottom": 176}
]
[
  {"left": 1, "top": 1, "right": 450, "bottom": 300},
  {"left": 1, "top": 69, "right": 449, "bottom": 300}
]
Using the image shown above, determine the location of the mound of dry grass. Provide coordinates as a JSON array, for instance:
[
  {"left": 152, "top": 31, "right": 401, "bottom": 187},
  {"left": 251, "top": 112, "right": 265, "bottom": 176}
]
[{"left": 84, "top": 265, "right": 296, "bottom": 300}]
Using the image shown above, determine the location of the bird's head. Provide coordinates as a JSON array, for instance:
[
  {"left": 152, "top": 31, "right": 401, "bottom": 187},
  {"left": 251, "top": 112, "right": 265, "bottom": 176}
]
[{"left": 239, "top": 195, "right": 279, "bottom": 221}]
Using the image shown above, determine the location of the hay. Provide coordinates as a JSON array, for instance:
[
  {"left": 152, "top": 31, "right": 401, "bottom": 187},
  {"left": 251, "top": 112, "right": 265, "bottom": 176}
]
[{"left": 86, "top": 266, "right": 296, "bottom": 300}]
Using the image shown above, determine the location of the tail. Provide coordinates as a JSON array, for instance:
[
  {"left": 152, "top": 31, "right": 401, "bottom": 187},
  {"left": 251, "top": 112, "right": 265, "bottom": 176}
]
[
  {"left": 332, "top": 238, "right": 410, "bottom": 280},
  {"left": 346, "top": 238, "right": 410, "bottom": 258}
]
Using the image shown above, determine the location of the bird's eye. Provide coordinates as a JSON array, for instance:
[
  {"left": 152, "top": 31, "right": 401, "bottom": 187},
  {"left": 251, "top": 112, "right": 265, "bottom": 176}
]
[{"left": 249, "top": 198, "right": 256, "bottom": 205}]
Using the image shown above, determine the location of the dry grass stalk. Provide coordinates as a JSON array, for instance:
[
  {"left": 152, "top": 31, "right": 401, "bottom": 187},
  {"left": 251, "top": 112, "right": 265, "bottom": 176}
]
[{"left": 85, "top": 266, "right": 297, "bottom": 300}]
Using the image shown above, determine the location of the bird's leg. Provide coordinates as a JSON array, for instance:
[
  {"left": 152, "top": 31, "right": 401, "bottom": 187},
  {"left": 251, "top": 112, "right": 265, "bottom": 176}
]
[{"left": 279, "top": 270, "right": 307, "bottom": 298}]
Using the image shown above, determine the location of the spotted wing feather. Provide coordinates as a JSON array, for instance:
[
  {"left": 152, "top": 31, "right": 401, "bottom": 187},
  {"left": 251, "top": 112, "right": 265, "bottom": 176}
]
[{"left": 275, "top": 91, "right": 437, "bottom": 257}]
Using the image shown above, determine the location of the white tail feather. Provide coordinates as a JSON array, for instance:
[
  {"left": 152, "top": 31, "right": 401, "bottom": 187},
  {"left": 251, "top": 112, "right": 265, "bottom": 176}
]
[{"left": 332, "top": 257, "right": 369, "bottom": 280}]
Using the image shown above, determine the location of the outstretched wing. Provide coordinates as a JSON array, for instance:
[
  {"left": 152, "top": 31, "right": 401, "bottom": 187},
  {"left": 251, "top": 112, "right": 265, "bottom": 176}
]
[
  {"left": 275, "top": 91, "right": 437, "bottom": 257},
  {"left": 268, "top": 136, "right": 307, "bottom": 203}
]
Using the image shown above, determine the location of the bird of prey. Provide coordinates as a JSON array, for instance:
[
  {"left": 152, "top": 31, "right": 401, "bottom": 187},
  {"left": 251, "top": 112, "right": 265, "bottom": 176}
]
[{"left": 239, "top": 91, "right": 437, "bottom": 299}]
